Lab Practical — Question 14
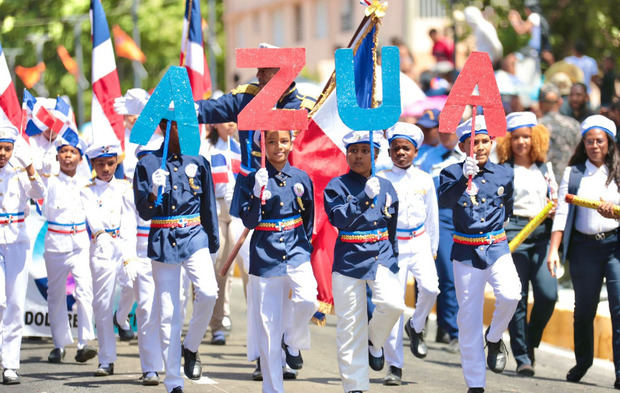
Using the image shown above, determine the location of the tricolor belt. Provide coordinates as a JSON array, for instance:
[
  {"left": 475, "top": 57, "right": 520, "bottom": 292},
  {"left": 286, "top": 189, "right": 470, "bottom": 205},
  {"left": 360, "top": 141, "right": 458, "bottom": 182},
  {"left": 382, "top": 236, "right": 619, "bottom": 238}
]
[
  {"left": 453, "top": 229, "right": 507, "bottom": 246},
  {"left": 47, "top": 221, "right": 87, "bottom": 235},
  {"left": 397, "top": 224, "right": 425, "bottom": 240},
  {"left": 151, "top": 214, "right": 201, "bottom": 229},
  {"left": 256, "top": 215, "right": 303, "bottom": 232},
  {"left": 0, "top": 212, "right": 24, "bottom": 225},
  {"left": 340, "top": 228, "right": 389, "bottom": 243},
  {"left": 137, "top": 225, "right": 150, "bottom": 238},
  {"left": 91, "top": 227, "right": 121, "bottom": 240}
]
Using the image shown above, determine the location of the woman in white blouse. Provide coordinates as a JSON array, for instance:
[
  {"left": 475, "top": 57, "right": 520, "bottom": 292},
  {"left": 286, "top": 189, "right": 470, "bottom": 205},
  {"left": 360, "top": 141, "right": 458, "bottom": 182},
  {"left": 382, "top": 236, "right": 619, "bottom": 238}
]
[
  {"left": 497, "top": 112, "right": 558, "bottom": 377},
  {"left": 547, "top": 115, "right": 620, "bottom": 389}
]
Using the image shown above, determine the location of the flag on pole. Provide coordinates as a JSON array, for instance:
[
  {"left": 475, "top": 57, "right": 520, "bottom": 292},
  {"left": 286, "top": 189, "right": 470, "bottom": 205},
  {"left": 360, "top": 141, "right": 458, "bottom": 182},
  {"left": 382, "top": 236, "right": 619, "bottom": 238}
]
[
  {"left": 210, "top": 153, "right": 229, "bottom": 184},
  {"left": 0, "top": 42, "right": 21, "bottom": 129},
  {"left": 112, "top": 25, "right": 146, "bottom": 63},
  {"left": 289, "top": 7, "right": 385, "bottom": 321},
  {"left": 180, "top": 0, "right": 212, "bottom": 100},
  {"left": 90, "top": 0, "right": 125, "bottom": 149},
  {"left": 51, "top": 96, "right": 78, "bottom": 135},
  {"left": 22, "top": 90, "right": 59, "bottom": 137},
  {"left": 229, "top": 137, "right": 241, "bottom": 176}
]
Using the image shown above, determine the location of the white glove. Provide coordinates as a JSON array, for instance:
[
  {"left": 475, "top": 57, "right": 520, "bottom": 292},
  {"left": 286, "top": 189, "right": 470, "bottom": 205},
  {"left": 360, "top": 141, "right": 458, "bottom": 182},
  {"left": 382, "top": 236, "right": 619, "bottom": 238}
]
[
  {"left": 113, "top": 88, "right": 150, "bottom": 115},
  {"left": 123, "top": 259, "right": 139, "bottom": 282},
  {"left": 41, "top": 153, "right": 56, "bottom": 175},
  {"left": 11, "top": 137, "right": 33, "bottom": 168},
  {"left": 94, "top": 232, "right": 114, "bottom": 260},
  {"left": 253, "top": 168, "right": 269, "bottom": 197},
  {"left": 462, "top": 155, "right": 479, "bottom": 178},
  {"left": 364, "top": 176, "right": 380, "bottom": 199},
  {"left": 151, "top": 168, "right": 169, "bottom": 195}
]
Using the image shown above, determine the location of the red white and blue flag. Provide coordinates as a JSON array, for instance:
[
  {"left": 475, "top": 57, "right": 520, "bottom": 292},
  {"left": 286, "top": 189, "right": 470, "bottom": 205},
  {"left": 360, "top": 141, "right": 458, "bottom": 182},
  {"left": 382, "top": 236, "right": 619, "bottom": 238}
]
[
  {"left": 180, "top": 0, "right": 212, "bottom": 100},
  {"left": 51, "top": 96, "right": 78, "bottom": 136},
  {"left": 229, "top": 138, "right": 241, "bottom": 176},
  {"left": 0, "top": 42, "right": 21, "bottom": 130},
  {"left": 289, "top": 13, "right": 381, "bottom": 318},
  {"left": 211, "top": 153, "right": 229, "bottom": 184},
  {"left": 90, "top": 0, "right": 124, "bottom": 149},
  {"left": 22, "top": 90, "right": 58, "bottom": 136}
]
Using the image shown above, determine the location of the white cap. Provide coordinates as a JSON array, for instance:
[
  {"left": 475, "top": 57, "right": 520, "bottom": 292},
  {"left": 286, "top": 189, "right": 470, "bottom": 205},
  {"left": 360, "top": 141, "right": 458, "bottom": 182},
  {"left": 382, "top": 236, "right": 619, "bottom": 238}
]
[
  {"left": 55, "top": 129, "right": 88, "bottom": 155},
  {"left": 456, "top": 115, "right": 488, "bottom": 142},
  {"left": 386, "top": 122, "right": 424, "bottom": 148},
  {"left": 0, "top": 122, "right": 19, "bottom": 143},
  {"left": 342, "top": 131, "right": 383, "bottom": 150},
  {"left": 135, "top": 134, "right": 164, "bottom": 158},
  {"left": 85, "top": 141, "right": 122, "bottom": 160},
  {"left": 258, "top": 42, "right": 279, "bottom": 49},
  {"left": 116, "top": 88, "right": 150, "bottom": 116},
  {"left": 581, "top": 115, "right": 617, "bottom": 138},
  {"left": 506, "top": 111, "right": 538, "bottom": 132}
]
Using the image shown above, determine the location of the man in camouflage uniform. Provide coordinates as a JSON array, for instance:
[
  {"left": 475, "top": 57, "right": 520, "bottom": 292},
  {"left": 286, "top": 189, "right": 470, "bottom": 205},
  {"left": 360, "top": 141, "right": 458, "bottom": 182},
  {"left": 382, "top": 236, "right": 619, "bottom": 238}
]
[{"left": 539, "top": 84, "right": 581, "bottom": 182}]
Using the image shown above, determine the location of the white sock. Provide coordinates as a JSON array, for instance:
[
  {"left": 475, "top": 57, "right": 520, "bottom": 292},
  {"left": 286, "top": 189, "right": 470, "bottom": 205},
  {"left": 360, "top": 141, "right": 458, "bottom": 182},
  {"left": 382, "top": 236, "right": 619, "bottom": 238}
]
[
  {"left": 287, "top": 346, "right": 300, "bottom": 356},
  {"left": 77, "top": 342, "right": 85, "bottom": 350},
  {"left": 369, "top": 344, "right": 383, "bottom": 357}
]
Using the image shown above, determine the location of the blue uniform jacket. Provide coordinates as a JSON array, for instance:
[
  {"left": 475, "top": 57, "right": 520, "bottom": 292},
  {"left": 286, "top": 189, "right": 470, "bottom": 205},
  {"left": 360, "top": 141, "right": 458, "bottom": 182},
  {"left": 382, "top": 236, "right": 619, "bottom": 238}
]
[
  {"left": 238, "top": 161, "right": 314, "bottom": 277},
  {"left": 438, "top": 161, "right": 514, "bottom": 269},
  {"left": 324, "top": 172, "right": 399, "bottom": 280},
  {"left": 133, "top": 146, "right": 219, "bottom": 263}
]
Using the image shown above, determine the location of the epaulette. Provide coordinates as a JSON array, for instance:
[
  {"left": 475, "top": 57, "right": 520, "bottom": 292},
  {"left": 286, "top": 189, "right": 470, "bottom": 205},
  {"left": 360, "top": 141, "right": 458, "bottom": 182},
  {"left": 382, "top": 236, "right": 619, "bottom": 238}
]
[
  {"left": 298, "top": 95, "right": 316, "bottom": 111},
  {"left": 231, "top": 84, "right": 260, "bottom": 96},
  {"left": 13, "top": 166, "right": 26, "bottom": 172},
  {"left": 86, "top": 181, "right": 96, "bottom": 188}
]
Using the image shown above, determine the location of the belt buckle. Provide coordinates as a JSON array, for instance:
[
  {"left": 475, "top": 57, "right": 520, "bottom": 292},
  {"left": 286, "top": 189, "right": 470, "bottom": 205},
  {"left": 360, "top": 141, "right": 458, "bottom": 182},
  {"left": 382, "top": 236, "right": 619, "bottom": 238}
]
[
  {"left": 595, "top": 232, "right": 605, "bottom": 241},
  {"left": 276, "top": 222, "right": 283, "bottom": 232},
  {"left": 7, "top": 215, "right": 13, "bottom": 224},
  {"left": 177, "top": 218, "right": 187, "bottom": 228},
  {"left": 71, "top": 224, "right": 77, "bottom": 235}
]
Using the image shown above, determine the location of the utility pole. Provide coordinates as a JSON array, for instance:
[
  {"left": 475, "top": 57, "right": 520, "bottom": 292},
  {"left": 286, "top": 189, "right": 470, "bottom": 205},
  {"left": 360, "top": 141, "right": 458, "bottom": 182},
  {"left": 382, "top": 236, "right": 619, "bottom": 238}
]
[
  {"left": 66, "top": 14, "right": 90, "bottom": 127},
  {"left": 208, "top": 0, "right": 217, "bottom": 92},
  {"left": 25, "top": 33, "right": 51, "bottom": 97}
]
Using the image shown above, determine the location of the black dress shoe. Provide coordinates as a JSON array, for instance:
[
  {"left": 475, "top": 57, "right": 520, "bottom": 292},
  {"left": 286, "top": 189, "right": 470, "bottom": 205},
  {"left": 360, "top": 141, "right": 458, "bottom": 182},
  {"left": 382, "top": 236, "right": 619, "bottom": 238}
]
[
  {"left": 182, "top": 345, "right": 202, "bottom": 380},
  {"left": 404, "top": 317, "right": 427, "bottom": 358},
  {"left": 436, "top": 326, "right": 451, "bottom": 344},
  {"left": 282, "top": 363, "right": 298, "bottom": 380},
  {"left": 383, "top": 365, "right": 402, "bottom": 386},
  {"left": 94, "top": 363, "right": 114, "bottom": 376},
  {"left": 141, "top": 371, "right": 159, "bottom": 386},
  {"left": 368, "top": 341, "right": 385, "bottom": 371},
  {"left": 467, "top": 388, "right": 484, "bottom": 393},
  {"left": 516, "top": 363, "right": 535, "bottom": 377},
  {"left": 2, "top": 369, "right": 20, "bottom": 385},
  {"left": 171, "top": 387, "right": 184, "bottom": 393},
  {"left": 348, "top": 391, "right": 363, "bottom": 393},
  {"left": 614, "top": 377, "right": 620, "bottom": 389},
  {"left": 282, "top": 337, "right": 303, "bottom": 370},
  {"left": 113, "top": 311, "right": 135, "bottom": 341},
  {"left": 251, "top": 359, "right": 262, "bottom": 381},
  {"left": 566, "top": 365, "right": 588, "bottom": 382},
  {"left": 485, "top": 330, "right": 507, "bottom": 373},
  {"left": 75, "top": 345, "right": 98, "bottom": 363},
  {"left": 48, "top": 347, "right": 66, "bottom": 363}
]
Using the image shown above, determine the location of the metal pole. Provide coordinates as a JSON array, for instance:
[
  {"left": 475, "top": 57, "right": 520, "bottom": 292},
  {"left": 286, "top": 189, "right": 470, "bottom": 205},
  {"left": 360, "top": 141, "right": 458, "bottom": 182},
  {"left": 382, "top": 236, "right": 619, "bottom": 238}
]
[
  {"left": 132, "top": 0, "right": 143, "bottom": 88},
  {"left": 208, "top": 0, "right": 217, "bottom": 91},
  {"left": 2, "top": 48, "right": 23, "bottom": 83},
  {"left": 72, "top": 16, "right": 89, "bottom": 127}
]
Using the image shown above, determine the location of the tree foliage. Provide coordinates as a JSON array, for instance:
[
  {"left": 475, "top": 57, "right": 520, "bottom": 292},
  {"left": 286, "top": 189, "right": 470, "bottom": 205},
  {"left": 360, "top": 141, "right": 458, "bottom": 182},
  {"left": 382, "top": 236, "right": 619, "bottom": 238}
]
[{"left": 0, "top": 0, "right": 226, "bottom": 124}]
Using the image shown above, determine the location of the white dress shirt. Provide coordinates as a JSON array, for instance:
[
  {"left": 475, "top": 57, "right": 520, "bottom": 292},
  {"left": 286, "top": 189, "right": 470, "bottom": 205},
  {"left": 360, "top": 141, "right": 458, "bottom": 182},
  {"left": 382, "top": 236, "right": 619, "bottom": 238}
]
[
  {"left": 42, "top": 171, "right": 91, "bottom": 253},
  {"left": 512, "top": 163, "right": 549, "bottom": 218},
  {"left": 0, "top": 163, "right": 45, "bottom": 244},
  {"left": 552, "top": 160, "right": 620, "bottom": 235},
  {"left": 379, "top": 165, "right": 439, "bottom": 254}
]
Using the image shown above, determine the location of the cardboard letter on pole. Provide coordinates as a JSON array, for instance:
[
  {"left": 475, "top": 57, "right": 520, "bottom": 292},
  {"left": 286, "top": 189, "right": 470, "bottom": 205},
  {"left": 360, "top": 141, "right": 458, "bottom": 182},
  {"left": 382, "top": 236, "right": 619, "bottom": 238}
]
[
  {"left": 335, "top": 46, "right": 401, "bottom": 131},
  {"left": 130, "top": 66, "right": 200, "bottom": 156},
  {"left": 438, "top": 51, "right": 506, "bottom": 137},
  {"left": 236, "top": 48, "right": 308, "bottom": 131}
]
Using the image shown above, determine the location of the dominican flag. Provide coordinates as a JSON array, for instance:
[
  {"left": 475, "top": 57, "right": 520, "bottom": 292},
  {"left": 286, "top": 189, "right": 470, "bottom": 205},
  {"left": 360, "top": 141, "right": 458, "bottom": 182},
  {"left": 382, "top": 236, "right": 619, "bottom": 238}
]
[
  {"left": 289, "top": 14, "right": 381, "bottom": 319},
  {"left": 211, "top": 153, "right": 229, "bottom": 184},
  {"left": 90, "top": 0, "right": 124, "bottom": 149},
  {"left": 0, "top": 42, "right": 21, "bottom": 130},
  {"left": 180, "top": 0, "right": 212, "bottom": 100},
  {"left": 51, "top": 96, "right": 77, "bottom": 136},
  {"left": 229, "top": 138, "right": 241, "bottom": 176},
  {"left": 22, "top": 90, "right": 58, "bottom": 136}
]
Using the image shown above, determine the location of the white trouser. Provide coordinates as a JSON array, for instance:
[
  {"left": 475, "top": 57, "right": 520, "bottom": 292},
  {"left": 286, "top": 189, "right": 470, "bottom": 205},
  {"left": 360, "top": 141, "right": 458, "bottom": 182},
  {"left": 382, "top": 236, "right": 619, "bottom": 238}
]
[
  {"left": 0, "top": 242, "right": 29, "bottom": 370},
  {"left": 385, "top": 234, "right": 440, "bottom": 368},
  {"left": 454, "top": 253, "right": 521, "bottom": 388},
  {"left": 248, "top": 262, "right": 318, "bottom": 393},
  {"left": 90, "top": 242, "right": 122, "bottom": 366},
  {"left": 44, "top": 248, "right": 95, "bottom": 349},
  {"left": 332, "top": 265, "right": 406, "bottom": 393},
  {"left": 152, "top": 247, "right": 218, "bottom": 393},
  {"left": 116, "top": 271, "right": 135, "bottom": 330}
]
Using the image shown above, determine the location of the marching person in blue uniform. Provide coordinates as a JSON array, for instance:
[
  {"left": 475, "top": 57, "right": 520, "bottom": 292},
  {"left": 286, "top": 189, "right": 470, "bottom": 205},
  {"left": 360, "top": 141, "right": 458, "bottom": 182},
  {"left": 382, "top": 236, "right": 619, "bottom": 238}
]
[
  {"left": 324, "top": 131, "right": 405, "bottom": 393},
  {"left": 438, "top": 116, "right": 521, "bottom": 393},
  {"left": 0, "top": 122, "right": 45, "bottom": 385},
  {"left": 40, "top": 129, "right": 98, "bottom": 366},
  {"left": 378, "top": 123, "right": 439, "bottom": 385},
  {"left": 133, "top": 119, "right": 219, "bottom": 393},
  {"left": 237, "top": 130, "right": 318, "bottom": 393},
  {"left": 547, "top": 115, "right": 620, "bottom": 390},
  {"left": 497, "top": 112, "right": 558, "bottom": 377},
  {"left": 81, "top": 140, "right": 137, "bottom": 378}
]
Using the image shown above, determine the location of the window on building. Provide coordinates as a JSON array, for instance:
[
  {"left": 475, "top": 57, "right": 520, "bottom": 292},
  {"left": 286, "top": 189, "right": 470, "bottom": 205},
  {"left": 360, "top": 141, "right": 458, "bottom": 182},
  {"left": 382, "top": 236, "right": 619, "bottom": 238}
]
[
  {"left": 315, "top": 0, "right": 328, "bottom": 39},
  {"left": 419, "top": 0, "right": 446, "bottom": 18},
  {"left": 294, "top": 4, "right": 303, "bottom": 42},
  {"left": 340, "top": 0, "right": 354, "bottom": 32},
  {"left": 272, "top": 9, "right": 285, "bottom": 47}
]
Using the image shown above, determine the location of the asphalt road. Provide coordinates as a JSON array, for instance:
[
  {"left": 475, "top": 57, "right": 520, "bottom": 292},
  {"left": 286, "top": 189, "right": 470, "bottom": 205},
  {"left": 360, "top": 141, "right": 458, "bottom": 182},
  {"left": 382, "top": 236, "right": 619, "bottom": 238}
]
[{"left": 7, "top": 279, "right": 618, "bottom": 393}]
